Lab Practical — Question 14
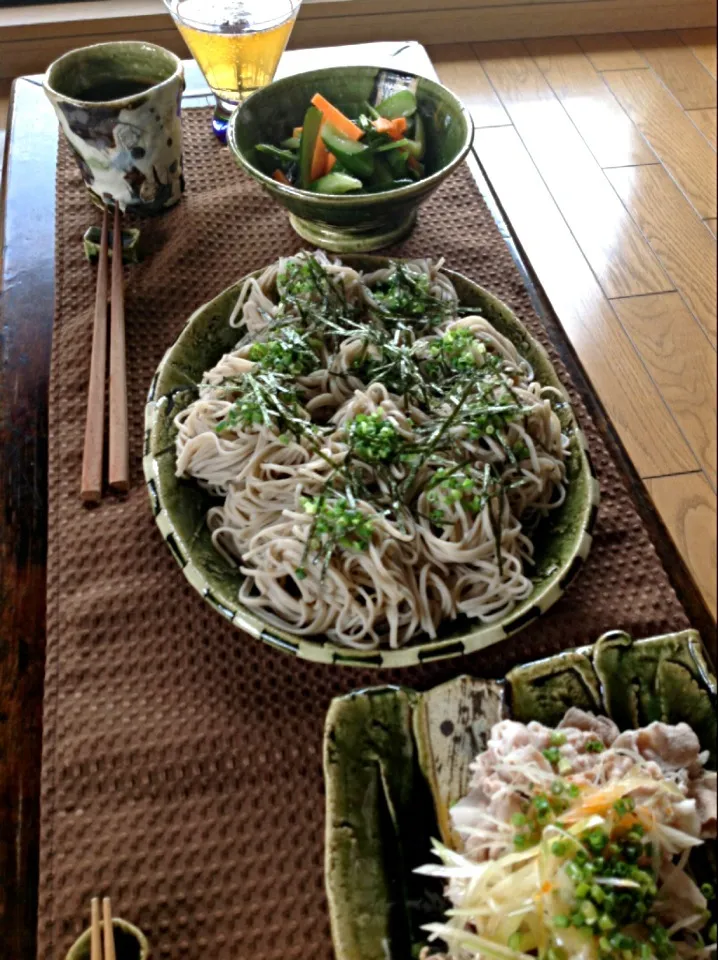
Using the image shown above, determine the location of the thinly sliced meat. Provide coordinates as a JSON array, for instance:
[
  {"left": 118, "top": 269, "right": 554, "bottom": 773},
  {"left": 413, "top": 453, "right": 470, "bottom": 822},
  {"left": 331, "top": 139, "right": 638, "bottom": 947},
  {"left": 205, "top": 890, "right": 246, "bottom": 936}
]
[
  {"left": 613, "top": 722, "right": 701, "bottom": 771},
  {"left": 655, "top": 861, "right": 708, "bottom": 926},
  {"left": 452, "top": 712, "right": 714, "bottom": 866},
  {"left": 558, "top": 707, "right": 619, "bottom": 745},
  {"left": 690, "top": 770, "right": 717, "bottom": 838}
]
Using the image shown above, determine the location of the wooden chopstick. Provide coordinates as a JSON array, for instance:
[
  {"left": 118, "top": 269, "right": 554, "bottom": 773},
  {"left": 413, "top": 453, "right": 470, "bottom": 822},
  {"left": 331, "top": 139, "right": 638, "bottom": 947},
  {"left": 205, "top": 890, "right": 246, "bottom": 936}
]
[
  {"left": 90, "top": 896, "right": 116, "bottom": 960},
  {"left": 108, "top": 204, "right": 129, "bottom": 493},
  {"left": 103, "top": 897, "right": 117, "bottom": 960},
  {"left": 80, "top": 207, "right": 109, "bottom": 502},
  {"left": 90, "top": 897, "right": 102, "bottom": 960}
]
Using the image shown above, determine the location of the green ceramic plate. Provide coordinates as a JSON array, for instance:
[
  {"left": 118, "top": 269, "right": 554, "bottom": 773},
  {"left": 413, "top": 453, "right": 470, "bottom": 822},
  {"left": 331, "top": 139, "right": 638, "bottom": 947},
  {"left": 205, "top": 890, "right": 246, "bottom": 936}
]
[
  {"left": 323, "top": 629, "right": 717, "bottom": 960},
  {"left": 143, "top": 256, "right": 600, "bottom": 668}
]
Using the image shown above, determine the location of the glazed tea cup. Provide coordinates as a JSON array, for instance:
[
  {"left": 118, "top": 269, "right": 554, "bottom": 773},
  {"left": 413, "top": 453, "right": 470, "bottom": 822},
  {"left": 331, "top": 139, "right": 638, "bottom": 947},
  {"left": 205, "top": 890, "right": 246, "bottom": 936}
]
[{"left": 44, "top": 41, "right": 185, "bottom": 215}]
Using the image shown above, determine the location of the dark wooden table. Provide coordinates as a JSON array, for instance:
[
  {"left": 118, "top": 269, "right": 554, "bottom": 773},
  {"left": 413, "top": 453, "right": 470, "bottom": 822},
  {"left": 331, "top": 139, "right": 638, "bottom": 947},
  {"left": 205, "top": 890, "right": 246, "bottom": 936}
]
[{"left": 0, "top": 42, "right": 714, "bottom": 960}]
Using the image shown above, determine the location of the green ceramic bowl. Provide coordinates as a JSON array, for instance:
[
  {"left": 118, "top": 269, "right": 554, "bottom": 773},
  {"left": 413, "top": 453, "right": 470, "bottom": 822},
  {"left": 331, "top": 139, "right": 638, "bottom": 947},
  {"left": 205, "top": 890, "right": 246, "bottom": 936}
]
[
  {"left": 66, "top": 918, "right": 150, "bottom": 960},
  {"left": 227, "top": 66, "right": 474, "bottom": 252},
  {"left": 144, "top": 256, "right": 600, "bottom": 668},
  {"left": 323, "top": 629, "right": 717, "bottom": 960}
]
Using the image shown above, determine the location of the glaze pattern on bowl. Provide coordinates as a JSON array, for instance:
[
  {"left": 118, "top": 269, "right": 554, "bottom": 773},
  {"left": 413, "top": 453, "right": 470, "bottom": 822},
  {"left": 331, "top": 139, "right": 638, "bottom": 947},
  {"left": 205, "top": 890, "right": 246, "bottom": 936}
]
[
  {"left": 323, "top": 630, "right": 717, "bottom": 960},
  {"left": 227, "top": 66, "right": 474, "bottom": 252},
  {"left": 144, "top": 256, "right": 600, "bottom": 668}
]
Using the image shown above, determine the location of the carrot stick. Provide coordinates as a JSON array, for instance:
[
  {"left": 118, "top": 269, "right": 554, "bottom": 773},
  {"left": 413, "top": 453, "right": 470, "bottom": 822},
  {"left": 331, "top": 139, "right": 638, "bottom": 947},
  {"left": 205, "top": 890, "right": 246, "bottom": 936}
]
[
  {"left": 325, "top": 152, "right": 337, "bottom": 175},
  {"left": 292, "top": 126, "right": 303, "bottom": 139},
  {"left": 372, "top": 117, "right": 394, "bottom": 135},
  {"left": 311, "top": 133, "right": 330, "bottom": 181},
  {"left": 372, "top": 117, "right": 408, "bottom": 140},
  {"left": 311, "top": 93, "right": 363, "bottom": 141},
  {"left": 392, "top": 117, "right": 408, "bottom": 138},
  {"left": 272, "top": 168, "right": 291, "bottom": 185}
]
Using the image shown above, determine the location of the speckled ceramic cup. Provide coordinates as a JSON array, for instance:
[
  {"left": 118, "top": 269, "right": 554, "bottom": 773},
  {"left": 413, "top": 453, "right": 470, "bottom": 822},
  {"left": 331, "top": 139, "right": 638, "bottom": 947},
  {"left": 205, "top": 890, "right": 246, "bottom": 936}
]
[{"left": 44, "top": 41, "right": 185, "bottom": 215}]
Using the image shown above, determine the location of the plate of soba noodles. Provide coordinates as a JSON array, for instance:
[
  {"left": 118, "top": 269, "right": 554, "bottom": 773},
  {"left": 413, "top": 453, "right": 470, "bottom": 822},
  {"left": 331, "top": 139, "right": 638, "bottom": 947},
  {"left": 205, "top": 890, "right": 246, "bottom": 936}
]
[{"left": 143, "top": 251, "right": 600, "bottom": 667}]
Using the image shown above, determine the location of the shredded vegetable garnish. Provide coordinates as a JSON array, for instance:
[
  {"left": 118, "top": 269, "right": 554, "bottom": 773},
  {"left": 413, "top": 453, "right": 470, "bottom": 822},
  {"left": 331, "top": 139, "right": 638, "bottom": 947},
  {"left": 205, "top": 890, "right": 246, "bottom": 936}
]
[{"left": 416, "top": 710, "right": 717, "bottom": 960}]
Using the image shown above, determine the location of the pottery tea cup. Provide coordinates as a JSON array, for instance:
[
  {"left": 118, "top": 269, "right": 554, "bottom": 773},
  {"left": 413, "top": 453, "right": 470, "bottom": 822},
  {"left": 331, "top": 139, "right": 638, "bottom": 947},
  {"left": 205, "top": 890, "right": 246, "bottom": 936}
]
[{"left": 44, "top": 41, "right": 185, "bottom": 215}]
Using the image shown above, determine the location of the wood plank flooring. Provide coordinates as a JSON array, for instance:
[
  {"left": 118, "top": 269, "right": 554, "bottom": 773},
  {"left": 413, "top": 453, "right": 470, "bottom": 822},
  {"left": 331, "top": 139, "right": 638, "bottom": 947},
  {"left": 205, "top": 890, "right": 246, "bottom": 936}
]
[
  {"left": 688, "top": 107, "right": 717, "bottom": 148},
  {"left": 604, "top": 67, "right": 717, "bottom": 217},
  {"left": 607, "top": 163, "right": 717, "bottom": 345},
  {"left": 645, "top": 473, "right": 717, "bottom": 617},
  {"left": 526, "top": 36, "right": 657, "bottom": 167},
  {"left": 432, "top": 28, "right": 717, "bottom": 618},
  {"left": 0, "top": 79, "right": 10, "bottom": 191}
]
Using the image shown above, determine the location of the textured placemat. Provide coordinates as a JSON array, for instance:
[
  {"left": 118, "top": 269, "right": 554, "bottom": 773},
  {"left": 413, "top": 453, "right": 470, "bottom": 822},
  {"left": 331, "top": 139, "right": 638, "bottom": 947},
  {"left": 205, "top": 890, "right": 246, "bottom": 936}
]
[{"left": 40, "top": 107, "right": 689, "bottom": 959}]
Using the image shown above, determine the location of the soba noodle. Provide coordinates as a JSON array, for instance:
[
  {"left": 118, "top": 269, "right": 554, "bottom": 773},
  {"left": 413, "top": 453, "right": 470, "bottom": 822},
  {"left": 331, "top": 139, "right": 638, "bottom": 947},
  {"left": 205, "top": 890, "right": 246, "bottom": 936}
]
[{"left": 175, "top": 252, "right": 569, "bottom": 650}]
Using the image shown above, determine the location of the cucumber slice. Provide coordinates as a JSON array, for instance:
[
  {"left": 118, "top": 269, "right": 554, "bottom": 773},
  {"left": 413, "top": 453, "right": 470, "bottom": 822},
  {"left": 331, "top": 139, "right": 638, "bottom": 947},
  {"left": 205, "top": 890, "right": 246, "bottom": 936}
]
[
  {"left": 256, "top": 143, "right": 298, "bottom": 164},
  {"left": 298, "top": 105, "right": 323, "bottom": 190},
  {"left": 375, "top": 89, "right": 417, "bottom": 120},
  {"left": 386, "top": 146, "right": 409, "bottom": 179},
  {"left": 408, "top": 156, "right": 425, "bottom": 180},
  {"left": 363, "top": 100, "right": 381, "bottom": 120},
  {"left": 368, "top": 156, "right": 395, "bottom": 190},
  {"left": 321, "top": 124, "right": 374, "bottom": 179},
  {"left": 407, "top": 112, "right": 426, "bottom": 160},
  {"left": 375, "top": 138, "right": 412, "bottom": 152},
  {"left": 310, "top": 171, "right": 363, "bottom": 194}
]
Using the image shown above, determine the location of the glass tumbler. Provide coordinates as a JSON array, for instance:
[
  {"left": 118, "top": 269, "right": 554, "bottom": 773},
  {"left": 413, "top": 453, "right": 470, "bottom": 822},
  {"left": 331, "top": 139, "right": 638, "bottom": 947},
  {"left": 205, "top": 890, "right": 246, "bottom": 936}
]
[{"left": 164, "top": 0, "right": 303, "bottom": 141}]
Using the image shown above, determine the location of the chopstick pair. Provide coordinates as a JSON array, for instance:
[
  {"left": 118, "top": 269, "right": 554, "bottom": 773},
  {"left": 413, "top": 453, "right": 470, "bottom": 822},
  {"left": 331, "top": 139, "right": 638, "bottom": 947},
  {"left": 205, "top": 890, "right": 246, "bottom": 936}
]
[
  {"left": 81, "top": 204, "right": 129, "bottom": 502},
  {"left": 90, "top": 897, "right": 116, "bottom": 960}
]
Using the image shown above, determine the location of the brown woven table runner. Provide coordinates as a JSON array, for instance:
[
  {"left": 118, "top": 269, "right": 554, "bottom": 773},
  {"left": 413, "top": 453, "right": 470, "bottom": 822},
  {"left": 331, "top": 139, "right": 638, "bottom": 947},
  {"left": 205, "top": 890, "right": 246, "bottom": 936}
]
[{"left": 40, "top": 107, "right": 689, "bottom": 959}]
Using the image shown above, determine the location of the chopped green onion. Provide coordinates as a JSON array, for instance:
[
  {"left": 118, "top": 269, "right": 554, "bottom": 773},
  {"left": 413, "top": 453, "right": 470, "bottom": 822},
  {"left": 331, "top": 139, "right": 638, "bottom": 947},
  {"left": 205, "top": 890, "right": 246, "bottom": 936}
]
[
  {"left": 546, "top": 949, "right": 567, "bottom": 960},
  {"left": 580, "top": 901, "right": 598, "bottom": 924},
  {"left": 590, "top": 884, "right": 606, "bottom": 905}
]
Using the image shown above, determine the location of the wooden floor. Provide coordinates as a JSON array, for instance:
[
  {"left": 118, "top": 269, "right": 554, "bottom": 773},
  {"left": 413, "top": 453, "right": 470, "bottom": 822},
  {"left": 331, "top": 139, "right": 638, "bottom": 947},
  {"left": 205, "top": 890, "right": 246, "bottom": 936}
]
[
  {"left": 431, "top": 29, "right": 717, "bottom": 618},
  {"left": 0, "top": 31, "right": 715, "bottom": 617},
  {"left": 0, "top": 79, "right": 10, "bottom": 190}
]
